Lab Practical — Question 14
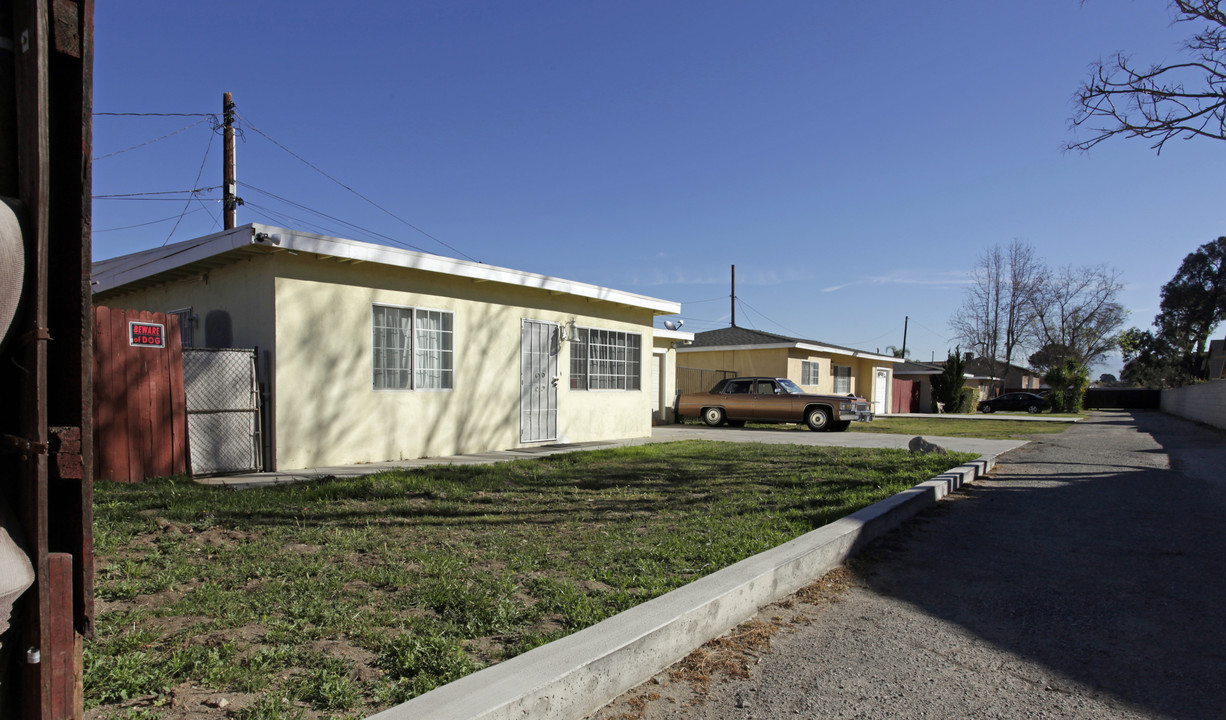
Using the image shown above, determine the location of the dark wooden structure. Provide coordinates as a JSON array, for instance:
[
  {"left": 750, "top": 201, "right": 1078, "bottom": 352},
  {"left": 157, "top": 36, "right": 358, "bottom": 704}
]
[
  {"left": 93, "top": 308, "right": 188, "bottom": 482},
  {"left": 1, "top": 1, "right": 95, "bottom": 718},
  {"left": 891, "top": 377, "right": 918, "bottom": 414}
]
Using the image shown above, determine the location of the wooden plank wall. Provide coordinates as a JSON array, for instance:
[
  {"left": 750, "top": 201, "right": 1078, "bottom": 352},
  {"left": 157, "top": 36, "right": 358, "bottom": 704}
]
[{"left": 92, "top": 307, "right": 188, "bottom": 482}]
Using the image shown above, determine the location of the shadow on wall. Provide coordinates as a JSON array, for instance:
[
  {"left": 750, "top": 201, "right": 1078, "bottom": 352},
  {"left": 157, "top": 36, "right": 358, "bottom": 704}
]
[{"left": 205, "top": 310, "right": 232, "bottom": 348}]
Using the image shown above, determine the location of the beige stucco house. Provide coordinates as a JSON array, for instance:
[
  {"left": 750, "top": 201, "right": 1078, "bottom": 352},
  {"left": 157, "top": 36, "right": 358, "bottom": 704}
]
[
  {"left": 91, "top": 224, "right": 692, "bottom": 471},
  {"left": 675, "top": 327, "right": 901, "bottom": 415}
]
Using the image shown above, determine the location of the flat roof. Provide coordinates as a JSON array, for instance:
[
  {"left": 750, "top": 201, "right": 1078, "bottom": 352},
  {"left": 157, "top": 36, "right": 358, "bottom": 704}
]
[{"left": 92, "top": 224, "right": 682, "bottom": 316}]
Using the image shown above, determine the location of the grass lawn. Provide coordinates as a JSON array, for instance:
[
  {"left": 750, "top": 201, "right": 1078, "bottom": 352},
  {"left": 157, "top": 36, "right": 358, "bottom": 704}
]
[
  {"left": 88, "top": 441, "right": 977, "bottom": 720},
  {"left": 845, "top": 415, "right": 1078, "bottom": 439},
  {"left": 678, "top": 415, "right": 1079, "bottom": 440}
]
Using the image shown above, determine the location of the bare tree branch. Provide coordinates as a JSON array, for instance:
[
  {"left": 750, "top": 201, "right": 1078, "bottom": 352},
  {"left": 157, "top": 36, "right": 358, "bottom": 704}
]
[{"left": 1068, "top": 1, "right": 1226, "bottom": 153}]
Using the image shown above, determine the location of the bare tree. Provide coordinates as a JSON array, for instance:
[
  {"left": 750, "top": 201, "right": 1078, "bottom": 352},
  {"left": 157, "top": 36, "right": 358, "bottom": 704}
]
[
  {"left": 1030, "top": 264, "right": 1129, "bottom": 367},
  {"left": 950, "top": 240, "right": 1043, "bottom": 389},
  {"left": 1068, "top": 1, "right": 1226, "bottom": 153}
]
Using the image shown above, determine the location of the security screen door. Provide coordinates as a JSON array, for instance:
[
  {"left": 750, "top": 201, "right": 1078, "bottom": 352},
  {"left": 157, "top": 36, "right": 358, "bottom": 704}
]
[{"left": 521, "top": 320, "right": 559, "bottom": 443}]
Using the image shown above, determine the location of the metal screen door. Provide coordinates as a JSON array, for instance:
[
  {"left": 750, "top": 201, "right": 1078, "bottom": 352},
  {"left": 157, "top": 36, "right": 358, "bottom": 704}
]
[
  {"left": 182, "top": 348, "right": 263, "bottom": 474},
  {"left": 520, "top": 320, "right": 559, "bottom": 443}
]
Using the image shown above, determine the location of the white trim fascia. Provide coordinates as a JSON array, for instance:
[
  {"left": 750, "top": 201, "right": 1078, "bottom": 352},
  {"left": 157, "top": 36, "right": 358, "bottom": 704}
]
[
  {"left": 677, "top": 341, "right": 901, "bottom": 363},
  {"left": 92, "top": 224, "right": 682, "bottom": 316},
  {"left": 653, "top": 328, "right": 695, "bottom": 342}
]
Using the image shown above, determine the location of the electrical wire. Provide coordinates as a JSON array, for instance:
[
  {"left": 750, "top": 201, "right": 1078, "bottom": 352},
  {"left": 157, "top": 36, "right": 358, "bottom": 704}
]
[
  {"left": 240, "top": 182, "right": 432, "bottom": 254},
  {"left": 736, "top": 297, "right": 806, "bottom": 338},
  {"left": 93, "top": 117, "right": 214, "bottom": 161},
  {"left": 93, "top": 206, "right": 211, "bottom": 233},
  {"left": 93, "top": 187, "right": 220, "bottom": 199},
  {"left": 162, "top": 125, "right": 217, "bottom": 246},
  {"left": 235, "top": 110, "right": 479, "bottom": 262},
  {"left": 95, "top": 112, "right": 213, "bottom": 117}
]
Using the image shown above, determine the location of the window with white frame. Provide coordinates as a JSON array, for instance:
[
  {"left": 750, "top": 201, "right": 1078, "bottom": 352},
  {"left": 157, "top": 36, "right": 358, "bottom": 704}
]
[
  {"left": 832, "top": 365, "right": 852, "bottom": 394},
  {"left": 801, "top": 360, "right": 820, "bottom": 385},
  {"left": 372, "top": 304, "right": 453, "bottom": 390},
  {"left": 570, "top": 327, "right": 641, "bottom": 390}
]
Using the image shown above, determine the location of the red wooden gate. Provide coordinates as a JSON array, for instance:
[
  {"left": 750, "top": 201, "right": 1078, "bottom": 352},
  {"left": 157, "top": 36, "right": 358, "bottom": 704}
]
[
  {"left": 93, "top": 307, "right": 188, "bottom": 482},
  {"left": 891, "top": 378, "right": 918, "bottom": 414}
]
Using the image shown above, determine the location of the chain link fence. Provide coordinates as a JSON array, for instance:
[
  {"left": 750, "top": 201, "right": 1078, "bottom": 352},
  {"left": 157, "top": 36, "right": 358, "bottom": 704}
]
[{"left": 183, "top": 348, "right": 262, "bottom": 475}]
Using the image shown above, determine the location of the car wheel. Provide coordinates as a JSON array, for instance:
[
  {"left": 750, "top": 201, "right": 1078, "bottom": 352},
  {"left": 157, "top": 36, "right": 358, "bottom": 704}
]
[
  {"left": 702, "top": 407, "right": 726, "bottom": 427},
  {"left": 1027, "top": 404, "right": 1040, "bottom": 414},
  {"left": 981, "top": 405, "right": 994, "bottom": 414},
  {"left": 805, "top": 407, "right": 831, "bottom": 431},
  {"left": 830, "top": 421, "right": 851, "bottom": 432}
]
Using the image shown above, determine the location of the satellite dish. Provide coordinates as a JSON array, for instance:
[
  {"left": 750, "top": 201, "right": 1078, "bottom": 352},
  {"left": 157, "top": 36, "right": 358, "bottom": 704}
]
[{"left": 663, "top": 319, "right": 684, "bottom": 331}]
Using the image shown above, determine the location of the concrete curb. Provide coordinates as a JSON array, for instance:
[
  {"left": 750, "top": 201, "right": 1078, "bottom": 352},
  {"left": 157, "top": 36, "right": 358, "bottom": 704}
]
[{"left": 366, "top": 454, "right": 999, "bottom": 720}]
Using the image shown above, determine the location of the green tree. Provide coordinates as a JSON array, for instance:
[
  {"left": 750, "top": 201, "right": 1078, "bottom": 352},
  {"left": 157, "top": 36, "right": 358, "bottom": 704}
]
[
  {"left": 931, "top": 348, "right": 968, "bottom": 413},
  {"left": 1119, "top": 327, "right": 1196, "bottom": 388},
  {"left": 1156, "top": 237, "right": 1226, "bottom": 356},
  {"left": 1043, "top": 359, "right": 1091, "bottom": 413}
]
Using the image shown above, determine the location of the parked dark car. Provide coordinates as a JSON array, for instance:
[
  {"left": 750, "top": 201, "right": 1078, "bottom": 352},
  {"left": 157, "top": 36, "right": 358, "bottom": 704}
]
[
  {"left": 675, "top": 376, "right": 873, "bottom": 431},
  {"left": 977, "top": 392, "right": 1049, "bottom": 414}
]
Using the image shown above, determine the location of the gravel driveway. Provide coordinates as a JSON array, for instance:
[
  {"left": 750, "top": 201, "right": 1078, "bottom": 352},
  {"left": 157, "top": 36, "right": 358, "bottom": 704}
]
[{"left": 590, "top": 410, "right": 1226, "bottom": 720}]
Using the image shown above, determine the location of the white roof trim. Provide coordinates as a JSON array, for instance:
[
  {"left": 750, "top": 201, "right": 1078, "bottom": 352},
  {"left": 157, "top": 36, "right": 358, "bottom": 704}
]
[
  {"left": 677, "top": 342, "right": 902, "bottom": 363},
  {"left": 92, "top": 224, "right": 682, "bottom": 315},
  {"left": 653, "top": 328, "right": 696, "bottom": 342}
]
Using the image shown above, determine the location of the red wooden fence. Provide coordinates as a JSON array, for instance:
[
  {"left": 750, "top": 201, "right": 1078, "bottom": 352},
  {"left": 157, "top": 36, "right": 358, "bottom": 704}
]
[
  {"left": 891, "top": 378, "right": 918, "bottom": 414},
  {"left": 93, "top": 307, "right": 188, "bottom": 482}
]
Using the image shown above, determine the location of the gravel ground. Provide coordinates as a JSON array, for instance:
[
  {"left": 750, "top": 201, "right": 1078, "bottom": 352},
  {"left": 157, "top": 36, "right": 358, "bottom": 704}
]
[{"left": 589, "top": 410, "right": 1226, "bottom": 720}]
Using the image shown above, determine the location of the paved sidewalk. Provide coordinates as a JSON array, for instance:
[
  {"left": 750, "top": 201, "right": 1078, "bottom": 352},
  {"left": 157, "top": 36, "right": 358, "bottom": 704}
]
[{"left": 590, "top": 410, "right": 1226, "bottom": 719}]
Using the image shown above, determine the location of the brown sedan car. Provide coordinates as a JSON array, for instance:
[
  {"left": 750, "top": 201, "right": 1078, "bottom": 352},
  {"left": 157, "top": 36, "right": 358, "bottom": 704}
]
[{"left": 675, "top": 376, "right": 873, "bottom": 432}]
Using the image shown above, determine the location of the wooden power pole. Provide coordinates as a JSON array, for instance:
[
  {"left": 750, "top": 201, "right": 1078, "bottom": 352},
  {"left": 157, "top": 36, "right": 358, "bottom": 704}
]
[{"left": 222, "top": 92, "right": 237, "bottom": 229}]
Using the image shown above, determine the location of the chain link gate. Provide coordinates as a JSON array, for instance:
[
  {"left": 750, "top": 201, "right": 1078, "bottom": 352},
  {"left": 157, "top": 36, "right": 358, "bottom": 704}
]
[{"left": 182, "top": 348, "right": 263, "bottom": 475}]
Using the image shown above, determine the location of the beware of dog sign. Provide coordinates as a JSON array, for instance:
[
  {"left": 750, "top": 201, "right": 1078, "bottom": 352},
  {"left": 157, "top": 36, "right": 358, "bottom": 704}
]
[{"left": 128, "top": 321, "right": 165, "bottom": 348}]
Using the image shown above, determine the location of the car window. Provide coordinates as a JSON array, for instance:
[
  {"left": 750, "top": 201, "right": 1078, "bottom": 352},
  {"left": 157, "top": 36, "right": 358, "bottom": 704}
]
[
  {"left": 726, "top": 380, "right": 753, "bottom": 394},
  {"left": 777, "top": 379, "right": 803, "bottom": 394},
  {"left": 756, "top": 380, "right": 780, "bottom": 394}
]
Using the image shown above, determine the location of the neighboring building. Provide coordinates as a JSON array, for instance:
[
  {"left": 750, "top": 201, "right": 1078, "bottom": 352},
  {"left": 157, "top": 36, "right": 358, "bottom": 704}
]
[
  {"left": 674, "top": 327, "right": 901, "bottom": 415},
  {"left": 962, "top": 356, "right": 1043, "bottom": 393},
  {"left": 92, "top": 224, "right": 692, "bottom": 471},
  {"left": 1203, "top": 335, "right": 1225, "bottom": 380}
]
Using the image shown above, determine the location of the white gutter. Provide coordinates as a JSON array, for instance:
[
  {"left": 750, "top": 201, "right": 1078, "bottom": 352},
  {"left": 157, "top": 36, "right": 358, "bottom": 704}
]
[{"left": 678, "top": 342, "right": 902, "bottom": 363}]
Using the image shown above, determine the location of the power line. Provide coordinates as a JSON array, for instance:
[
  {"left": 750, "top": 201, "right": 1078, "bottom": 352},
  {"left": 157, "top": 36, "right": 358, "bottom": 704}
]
[
  {"left": 93, "top": 117, "right": 215, "bottom": 161},
  {"left": 95, "top": 112, "right": 214, "bottom": 117},
  {"left": 235, "top": 110, "right": 479, "bottom": 262},
  {"left": 241, "top": 182, "right": 431, "bottom": 253},
  {"left": 93, "top": 206, "right": 211, "bottom": 233},
  {"left": 93, "top": 187, "right": 220, "bottom": 199},
  {"left": 163, "top": 125, "right": 218, "bottom": 246}
]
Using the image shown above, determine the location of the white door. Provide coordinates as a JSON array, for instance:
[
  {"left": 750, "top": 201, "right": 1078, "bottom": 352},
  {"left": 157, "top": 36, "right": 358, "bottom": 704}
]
[
  {"left": 874, "top": 368, "right": 889, "bottom": 415},
  {"left": 520, "top": 320, "right": 559, "bottom": 443}
]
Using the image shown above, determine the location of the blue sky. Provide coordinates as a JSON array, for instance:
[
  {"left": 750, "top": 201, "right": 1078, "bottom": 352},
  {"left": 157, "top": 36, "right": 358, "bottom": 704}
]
[{"left": 91, "top": 2, "right": 1225, "bottom": 375}]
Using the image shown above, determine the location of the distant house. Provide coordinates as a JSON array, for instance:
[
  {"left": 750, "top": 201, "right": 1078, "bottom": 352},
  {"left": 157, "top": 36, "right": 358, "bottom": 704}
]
[
  {"left": 92, "top": 224, "right": 692, "bottom": 471},
  {"left": 893, "top": 355, "right": 1042, "bottom": 413},
  {"left": 675, "top": 327, "right": 901, "bottom": 415},
  {"left": 962, "top": 356, "right": 1044, "bottom": 393}
]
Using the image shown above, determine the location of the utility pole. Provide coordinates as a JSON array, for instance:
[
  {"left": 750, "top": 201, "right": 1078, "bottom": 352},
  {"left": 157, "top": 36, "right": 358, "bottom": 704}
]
[
  {"left": 222, "top": 92, "right": 237, "bottom": 229},
  {"left": 730, "top": 265, "right": 736, "bottom": 327},
  {"left": 901, "top": 316, "right": 909, "bottom": 358}
]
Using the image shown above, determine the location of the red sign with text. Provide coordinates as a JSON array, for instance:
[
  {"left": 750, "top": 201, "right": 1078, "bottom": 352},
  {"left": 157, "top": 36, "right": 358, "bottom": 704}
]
[{"left": 128, "top": 321, "right": 165, "bottom": 348}]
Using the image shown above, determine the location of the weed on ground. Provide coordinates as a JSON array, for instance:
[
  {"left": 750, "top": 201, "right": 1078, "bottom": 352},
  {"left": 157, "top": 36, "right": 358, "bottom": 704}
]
[{"left": 87, "top": 440, "right": 976, "bottom": 720}]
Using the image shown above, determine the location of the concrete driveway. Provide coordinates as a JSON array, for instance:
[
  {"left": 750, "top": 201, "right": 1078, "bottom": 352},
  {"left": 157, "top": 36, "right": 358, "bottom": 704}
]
[{"left": 590, "top": 410, "right": 1226, "bottom": 719}]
